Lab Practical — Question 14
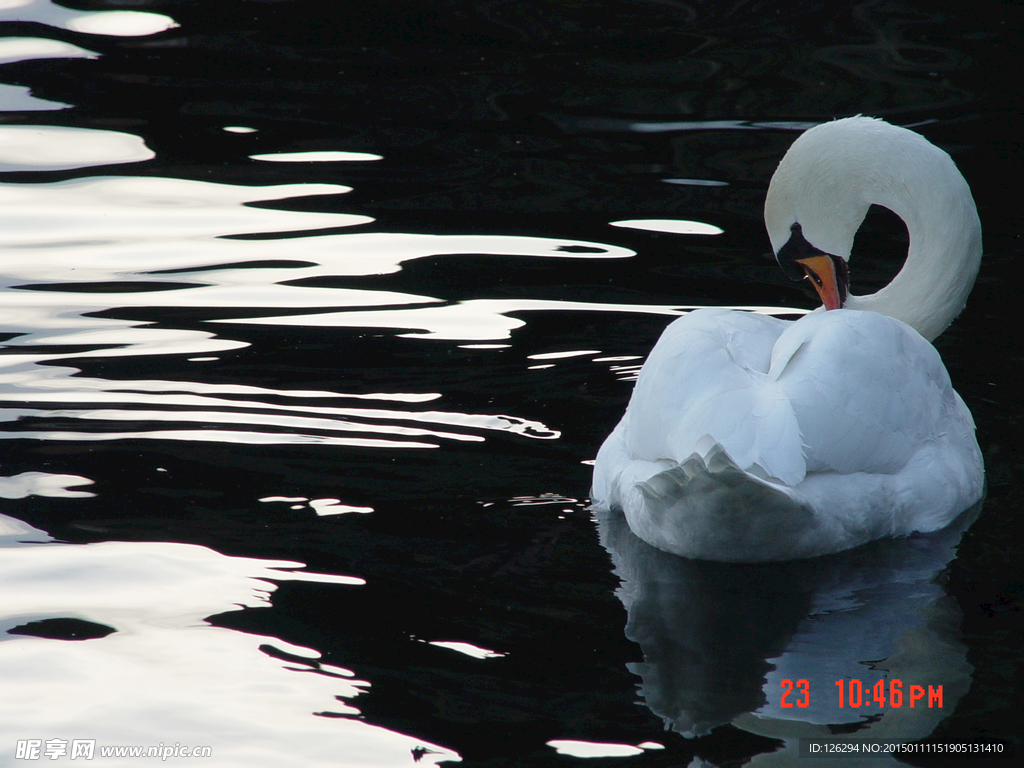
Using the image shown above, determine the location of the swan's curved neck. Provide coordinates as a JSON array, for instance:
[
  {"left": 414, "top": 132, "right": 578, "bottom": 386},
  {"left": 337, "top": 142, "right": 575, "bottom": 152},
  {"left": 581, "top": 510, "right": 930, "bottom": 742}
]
[
  {"left": 844, "top": 149, "right": 982, "bottom": 342},
  {"left": 765, "top": 118, "right": 982, "bottom": 342}
]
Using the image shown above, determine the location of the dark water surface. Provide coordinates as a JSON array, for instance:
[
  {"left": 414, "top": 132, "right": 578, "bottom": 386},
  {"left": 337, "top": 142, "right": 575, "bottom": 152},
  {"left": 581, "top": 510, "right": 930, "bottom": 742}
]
[{"left": 1, "top": 1, "right": 1021, "bottom": 766}]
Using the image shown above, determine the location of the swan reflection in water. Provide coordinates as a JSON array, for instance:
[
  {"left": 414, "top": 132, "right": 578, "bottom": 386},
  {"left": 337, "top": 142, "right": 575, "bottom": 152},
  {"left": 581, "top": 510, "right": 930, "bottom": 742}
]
[{"left": 595, "top": 503, "right": 978, "bottom": 765}]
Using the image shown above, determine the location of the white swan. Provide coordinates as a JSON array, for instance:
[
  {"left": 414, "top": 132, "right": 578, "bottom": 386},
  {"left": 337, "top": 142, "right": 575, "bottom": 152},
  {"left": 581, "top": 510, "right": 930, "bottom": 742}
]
[{"left": 591, "top": 116, "right": 984, "bottom": 562}]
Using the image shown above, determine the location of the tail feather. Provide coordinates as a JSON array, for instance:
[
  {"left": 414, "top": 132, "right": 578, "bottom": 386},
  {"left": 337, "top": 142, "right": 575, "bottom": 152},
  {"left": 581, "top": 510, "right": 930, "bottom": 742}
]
[{"left": 629, "top": 444, "right": 818, "bottom": 562}]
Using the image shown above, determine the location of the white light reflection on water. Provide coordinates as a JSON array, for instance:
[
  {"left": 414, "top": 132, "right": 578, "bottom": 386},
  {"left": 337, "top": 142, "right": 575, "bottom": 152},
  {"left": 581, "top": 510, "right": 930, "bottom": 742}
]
[
  {"left": 0, "top": 36, "right": 96, "bottom": 64},
  {"left": 0, "top": 175, "right": 365, "bottom": 245},
  {"left": 547, "top": 740, "right": 650, "bottom": 758},
  {"left": 0, "top": 471, "right": 93, "bottom": 498},
  {"left": 0, "top": 36, "right": 94, "bottom": 110},
  {"left": 251, "top": 151, "right": 384, "bottom": 163},
  {"left": 0, "top": 0, "right": 178, "bottom": 37},
  {"left": 261, "top": 497, "right": 374, "bottom": 516},
  {"left": 0, "top": 168, "right": 643, "bottom": 446},
  {"left": 0, "top": 366, "right": 560, "bottom": 447},
  {"left": 0, "top": 522, "right": 458, "bottom": 766},
  {"left": 0, "top": 83, "right": 67, "bottom": 110},
  {"left": 610, "top": 219, "right": 725, "bottom": 236},
  {"left": 229, "top": 298, "right": 799, "bottom": 341},
  {"left": 425, "top": 640, "right": 506, "bottom": 660},
  {"left": 528, "top": 350, "right": 602, "bottom": 361},
  {"left": 0, "top": 126, "right": 154, "bottom": 171}
]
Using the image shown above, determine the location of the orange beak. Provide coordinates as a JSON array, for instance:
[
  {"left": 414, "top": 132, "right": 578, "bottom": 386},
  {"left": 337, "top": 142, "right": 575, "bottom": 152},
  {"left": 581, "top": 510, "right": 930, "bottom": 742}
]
[{"left": 795, "top": 254, "right": 843, "bottom": 311}]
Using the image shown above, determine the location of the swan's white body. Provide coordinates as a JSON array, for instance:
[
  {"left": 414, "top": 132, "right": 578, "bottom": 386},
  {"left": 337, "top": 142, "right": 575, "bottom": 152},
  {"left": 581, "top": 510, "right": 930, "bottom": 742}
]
[{"left": 592, "top": 117, "right": 984, "bottom": 562}]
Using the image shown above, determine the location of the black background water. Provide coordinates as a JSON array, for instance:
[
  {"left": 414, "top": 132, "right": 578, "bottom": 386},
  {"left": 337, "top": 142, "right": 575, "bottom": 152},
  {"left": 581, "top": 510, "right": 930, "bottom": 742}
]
[{"left": 2, "top": 1, "right": 1022, "bottom": 765}]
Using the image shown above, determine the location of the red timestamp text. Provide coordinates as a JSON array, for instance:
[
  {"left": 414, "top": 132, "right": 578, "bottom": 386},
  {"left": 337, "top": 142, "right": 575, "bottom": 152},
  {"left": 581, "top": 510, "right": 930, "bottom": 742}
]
[{"left": 779, "top": 679, "right": 944, "bottom": 709}]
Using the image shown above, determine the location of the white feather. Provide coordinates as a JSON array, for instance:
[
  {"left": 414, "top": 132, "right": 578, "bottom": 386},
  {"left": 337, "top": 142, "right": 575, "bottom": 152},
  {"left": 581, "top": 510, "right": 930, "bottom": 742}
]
[{"left": 592, "top": 117, "right": 984, "bottom": 562}]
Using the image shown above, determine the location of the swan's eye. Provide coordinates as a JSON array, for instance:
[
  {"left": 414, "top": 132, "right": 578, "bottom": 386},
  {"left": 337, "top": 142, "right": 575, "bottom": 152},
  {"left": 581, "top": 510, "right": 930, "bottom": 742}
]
[{"left": 802, "top": 266, "right": 823, "bottom": 288}]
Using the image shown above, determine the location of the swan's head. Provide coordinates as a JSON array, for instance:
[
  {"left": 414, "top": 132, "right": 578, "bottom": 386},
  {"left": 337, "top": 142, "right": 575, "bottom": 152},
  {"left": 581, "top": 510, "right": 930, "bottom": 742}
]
[{"left": 772, "top": 222, "right": 850, "bottom": 311}]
